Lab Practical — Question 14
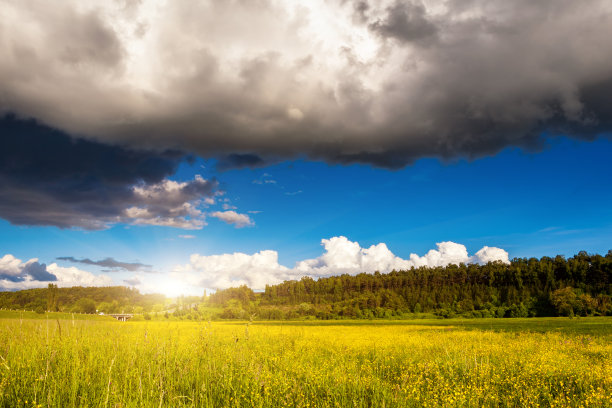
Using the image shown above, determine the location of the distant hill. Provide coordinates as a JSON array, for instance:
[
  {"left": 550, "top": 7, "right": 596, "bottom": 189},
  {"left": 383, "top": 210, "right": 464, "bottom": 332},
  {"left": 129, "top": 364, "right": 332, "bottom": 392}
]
[
  {"left": 206, "top": 250, "right": 612, "bottom": 320},
  {"left": 0, "top": 286, "right": 166, "bottom": 314}
]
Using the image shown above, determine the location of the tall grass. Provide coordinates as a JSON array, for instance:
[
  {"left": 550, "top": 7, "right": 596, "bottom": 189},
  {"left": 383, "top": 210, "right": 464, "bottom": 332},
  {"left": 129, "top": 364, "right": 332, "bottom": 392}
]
[{"left": 0, "top": 317, "right": 610, "bottom": 407}]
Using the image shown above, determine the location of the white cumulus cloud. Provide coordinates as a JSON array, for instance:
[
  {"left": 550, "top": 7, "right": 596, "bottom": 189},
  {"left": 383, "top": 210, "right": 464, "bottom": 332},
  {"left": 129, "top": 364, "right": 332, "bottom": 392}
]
[
  {"left": 0, "top": 254, "right": 113, "bottom": 290},
  {"left": 470, "top": 246, "right": 510, "bottom": 265},
  {"left": 172, "top": 250, "right": 288, "bottom": 290},
  {"left": 47, "top": 263, "right": 113, "bottom": 287},
  {"left": 0, "top": 254, "right": 23, "bottom": 278},
  {"left": 172, "top": 236, "right": 509, "bottom": 290}
]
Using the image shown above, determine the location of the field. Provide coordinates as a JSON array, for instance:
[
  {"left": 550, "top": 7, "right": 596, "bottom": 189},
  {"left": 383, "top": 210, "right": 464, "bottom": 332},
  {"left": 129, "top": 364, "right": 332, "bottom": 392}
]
[{"left": 0, "top": 314, "right": 610, "bottom": 407}]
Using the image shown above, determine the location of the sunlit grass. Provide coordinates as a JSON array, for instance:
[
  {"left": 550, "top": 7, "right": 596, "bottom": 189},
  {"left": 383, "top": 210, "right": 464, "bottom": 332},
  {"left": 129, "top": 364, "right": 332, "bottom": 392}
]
[
  {"left": 0, "top": 316, "right": 610, "bottom": 407},
  {"left": 0, "top": 310, "right": 114, "bottom": 321}
]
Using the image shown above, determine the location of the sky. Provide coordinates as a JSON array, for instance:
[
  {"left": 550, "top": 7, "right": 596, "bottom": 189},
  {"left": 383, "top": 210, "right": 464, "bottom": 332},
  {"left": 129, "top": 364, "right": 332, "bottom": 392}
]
[{"left": 0, "top": 0, "right": 611, "bottom": 296}]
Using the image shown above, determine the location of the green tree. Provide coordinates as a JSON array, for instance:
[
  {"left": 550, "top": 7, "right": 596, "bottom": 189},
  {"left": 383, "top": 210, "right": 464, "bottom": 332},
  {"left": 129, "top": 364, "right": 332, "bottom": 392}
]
[
  {"left": 73, "top": 298, "right": 97, "bottom": 314},
  {"left": 551, "top": 287, "right": 577, "bottom": 316},
  {"left": 220, "top": 299, "right": 245, "bottom": 319},
  {"left": 47, "top": 283, "right": 58, "bottom": 312}
]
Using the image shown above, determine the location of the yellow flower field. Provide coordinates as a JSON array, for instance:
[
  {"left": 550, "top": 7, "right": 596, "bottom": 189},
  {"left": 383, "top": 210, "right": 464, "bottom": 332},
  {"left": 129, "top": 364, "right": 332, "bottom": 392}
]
[{"left": 0, "top": 317, "right": 610, "bottom": 407}]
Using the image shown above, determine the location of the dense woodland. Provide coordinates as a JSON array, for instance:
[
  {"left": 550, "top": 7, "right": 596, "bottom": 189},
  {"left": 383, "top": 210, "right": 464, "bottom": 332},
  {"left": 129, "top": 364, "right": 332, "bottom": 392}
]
[
  {"left": 1, "top": 251, "right": 611, "bottom": 319},
  {"left": 0, "top": 285, "right": 166, "bottom": 314},
  {"left": 207, "top": 251, "right": 612, "bottom": 320}
]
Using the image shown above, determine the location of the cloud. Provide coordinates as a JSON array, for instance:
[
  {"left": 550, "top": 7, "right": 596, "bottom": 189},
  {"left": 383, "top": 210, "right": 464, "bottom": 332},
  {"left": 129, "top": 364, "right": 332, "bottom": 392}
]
[
  {"left": 252, "top": 173, "right": 277, "bottom": 185},
  {"left": 0, "top": 254, "right": 27, "bottom": 281},
  {"left": 368, "top": 1, "right": 438, "bottom": 44},
  {"left": 56, "top": 256, "right": 153, "bottom": 272},
  {"left": 0, "top": 116, "right": 218, "bottom": 229},
  {"left": 1, "top": 0, "right": 611, "bottom": 168},
  {"left": 210, "top": 211, "right": 254, "bottom": 228},
  {"left": 217, "top": 154, "right": 266, "bottom": 171},
  {"left": 471, "top": 246, "right": 510, "bottom": 265},
  {"left": 123, "top": 276, "right": 142, "bottom": 287},
  {"left": 0, "top": 254, "right": 112, "bottom": 290},
  {"left": 0, "top": 254, "right": 55, "bottom": 282},
  {"left": 22, "top": 261, "right": 58, "bottom": 282},
  {"left": 46, "top": 263, "right": 113, "bottom": 288},
  {"left": 178, "top": 235, "right": 196, "bottom": 239},
  {"left": 293, "top": 237, "right": 508, "bottom": 276},
  {"left": 172, "top": 236, "right": 509, "bottom": 290},
  {"left": 125, "top": 175, "right": 216, "bottom": 229},
  {"left": 173, "top": 251, "right": 289, "bottom": 290}
]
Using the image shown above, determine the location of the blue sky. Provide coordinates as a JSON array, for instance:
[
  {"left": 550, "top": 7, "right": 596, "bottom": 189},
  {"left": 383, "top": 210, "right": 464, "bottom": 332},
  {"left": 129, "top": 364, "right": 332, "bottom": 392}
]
[
  {"left": 1, "top": 136, "right": 610, "bottom": 295},
  {"left": 215, "top": 137, "right": 612, "bottom": 261}
]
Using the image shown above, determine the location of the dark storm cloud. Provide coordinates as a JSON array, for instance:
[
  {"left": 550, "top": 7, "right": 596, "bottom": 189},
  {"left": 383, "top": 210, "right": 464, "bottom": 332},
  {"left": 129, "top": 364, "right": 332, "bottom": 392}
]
[
  {"left": 368, "top": 1, "right": 438, "bottom": 44},
  {"left": 0, "top": 259, "right": 56, "bottom": 282},
  {"left": 0, "top": 115, "right": 179, "bottom": 185},
  {"left": 217, "top": 154, "right": 266, "bottom": 170},
  {"left": 0, "top": 115, "right": 218, "bottom": 229},
  {"left": 22, "top": 262, "right": 57, "bottom": 281},
  {"left": 57, "top": 257, "right": 152, "bottom": 272},
  {"left": 53, "top": 9, "right": 124, "bottom": 68},
  {"left": 0, "top": 272, "right": 23, "bottom": 283},
  {"left": 1, "top": 0, "right": 611, "bottom": 169}
]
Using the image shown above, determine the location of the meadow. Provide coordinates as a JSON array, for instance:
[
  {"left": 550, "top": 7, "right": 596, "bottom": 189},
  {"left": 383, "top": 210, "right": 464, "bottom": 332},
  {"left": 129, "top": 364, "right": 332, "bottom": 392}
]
[{"left": 0, "top": 314, "right": 610, "bottom": 407}]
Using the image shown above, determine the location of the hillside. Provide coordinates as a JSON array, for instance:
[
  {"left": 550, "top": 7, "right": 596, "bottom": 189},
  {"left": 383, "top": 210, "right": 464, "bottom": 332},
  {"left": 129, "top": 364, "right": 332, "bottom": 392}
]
[
  {"left": 207, "top": 251, "right": 612, "bottom": 320},
  {"left": 0, "top": 285, "right": 166, "bottom": 314}
]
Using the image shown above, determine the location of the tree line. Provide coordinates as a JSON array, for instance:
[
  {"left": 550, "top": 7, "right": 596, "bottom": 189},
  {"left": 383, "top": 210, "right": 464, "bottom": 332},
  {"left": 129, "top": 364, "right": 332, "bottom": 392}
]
[
  {"left": 1, "top": 250, "right": 610, "bottom": 320},
  {"left": 206, "top": 251, "right": 612, "bottom": 319},
  {"left": 0, "top": 285, "right": 166, "bottom": 314}
]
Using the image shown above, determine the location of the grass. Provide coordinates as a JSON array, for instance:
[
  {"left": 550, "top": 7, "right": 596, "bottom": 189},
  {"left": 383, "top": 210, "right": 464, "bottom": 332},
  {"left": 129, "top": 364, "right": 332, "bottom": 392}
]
[
  {"left": 0, "top": 310, "right": 114, "bottom": 321},
  {"left": 249, "top": 317, "right": 612, "bottom": 335},
  {"left": 0, "top": 313, "right": 610, "bottom": 407}
]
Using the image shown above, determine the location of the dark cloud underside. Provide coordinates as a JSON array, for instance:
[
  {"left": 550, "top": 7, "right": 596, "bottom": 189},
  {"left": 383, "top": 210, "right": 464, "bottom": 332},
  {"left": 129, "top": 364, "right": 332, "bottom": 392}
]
[
  {"left": 0, "top": 115, "right": 216, "bottom": 229},
  {"left": 0, "top": 259, "right": 56, "bottom": 282},
  {"left": 0, "top": 0, "right": 610, "bottom": 170},
  {"left": 22, "top": 261, "right": 57, "bottom": 281}
]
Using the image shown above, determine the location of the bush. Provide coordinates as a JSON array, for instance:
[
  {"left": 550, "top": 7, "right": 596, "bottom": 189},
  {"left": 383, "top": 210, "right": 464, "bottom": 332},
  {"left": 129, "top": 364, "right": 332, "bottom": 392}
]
[
  {"left": 551, "top": 287, "right": 578, "bottom": 316},
  {"left": 73, "top": 298, "right": 97, "bottom": 314},
  {"left": 480, "top": 309, "right": 493, "bottom": 318}
]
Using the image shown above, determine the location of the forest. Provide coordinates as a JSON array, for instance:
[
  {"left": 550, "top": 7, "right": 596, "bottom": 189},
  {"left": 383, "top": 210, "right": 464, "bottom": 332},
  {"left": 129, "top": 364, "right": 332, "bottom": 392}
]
[
  {"left": 206, "top": 250, "right": 612, "bottom": 320},
  {"left": 1, "top": 251, "right": 610, "bottom": 320},
  {"left": 0, "top": 285, "right": 166, "bottom": 314}
]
